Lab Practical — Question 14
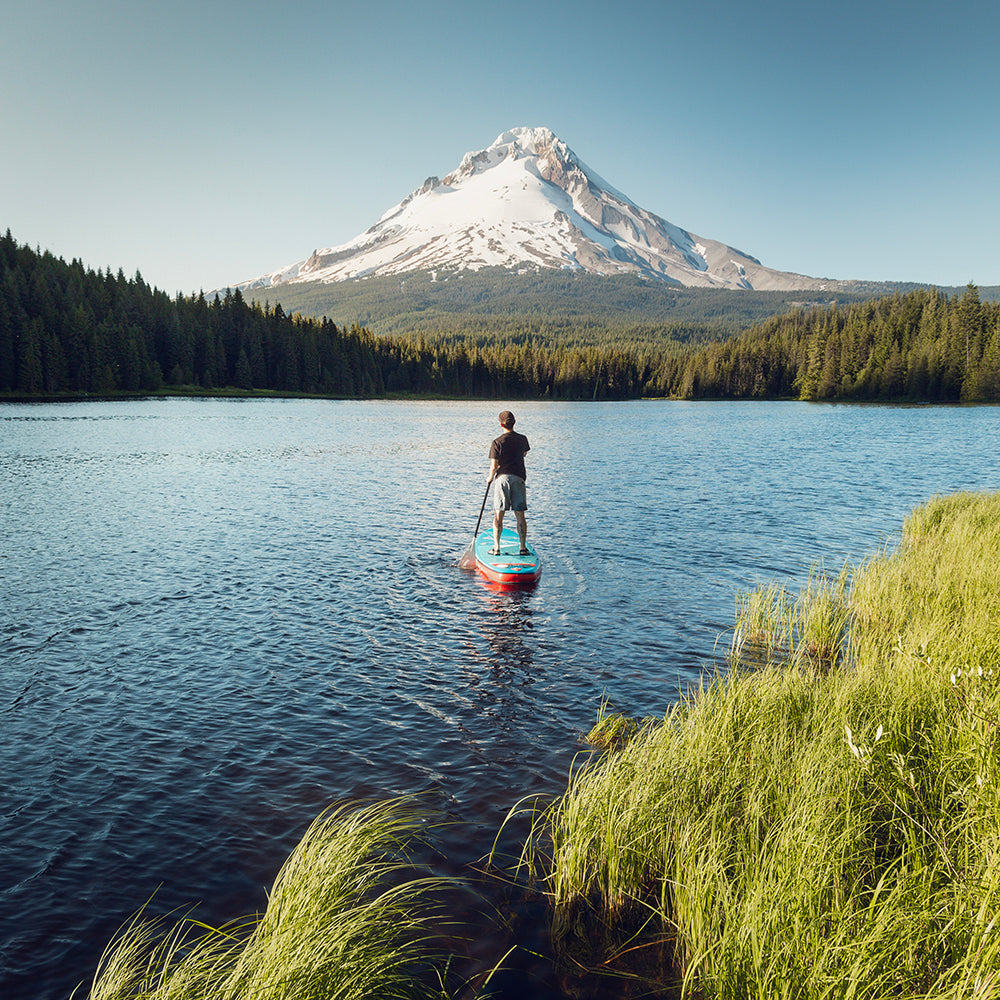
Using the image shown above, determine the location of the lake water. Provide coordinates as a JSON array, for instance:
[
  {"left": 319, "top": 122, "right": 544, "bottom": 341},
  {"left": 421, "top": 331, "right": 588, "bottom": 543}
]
[{"left": 2, "top": 398, "right": 998, "bottom": 1000}]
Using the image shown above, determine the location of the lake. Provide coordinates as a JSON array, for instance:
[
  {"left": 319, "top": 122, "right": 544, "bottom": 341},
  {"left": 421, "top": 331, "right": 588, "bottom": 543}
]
[{"left": 2, "top": 398, "right": 997, "bottom": 1000}]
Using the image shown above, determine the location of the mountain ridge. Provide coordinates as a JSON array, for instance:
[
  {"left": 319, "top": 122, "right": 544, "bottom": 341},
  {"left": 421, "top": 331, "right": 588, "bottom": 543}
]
[{"left": 229, "top": 127, "right": 841, "bottom": 294}]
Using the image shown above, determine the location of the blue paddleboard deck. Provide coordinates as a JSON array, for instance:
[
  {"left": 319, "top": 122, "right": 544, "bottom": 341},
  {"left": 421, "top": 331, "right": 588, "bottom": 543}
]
[{"left": 473, "top": 527, "right": 541, "bottom": 587}]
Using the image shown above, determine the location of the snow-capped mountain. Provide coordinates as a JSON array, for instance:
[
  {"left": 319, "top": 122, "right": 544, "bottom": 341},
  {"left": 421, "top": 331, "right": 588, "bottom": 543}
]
[{"left": 233, "top": 127, "right": 830, "bottom": 292}]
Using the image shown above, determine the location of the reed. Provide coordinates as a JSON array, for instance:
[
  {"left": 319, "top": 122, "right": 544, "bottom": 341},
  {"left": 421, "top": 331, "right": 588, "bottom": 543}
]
[
  {"left": 728, "top": 564, "right": 852, "bottom": 674},
  {"left": 584, "top": 696, "right": 658, "bottom": 750},
  {"left": 523, "top": 492, "right": 1000, "bottom": 998},
  {"left": 80, "top": 798, "right": 451, "bottom": 1000}
]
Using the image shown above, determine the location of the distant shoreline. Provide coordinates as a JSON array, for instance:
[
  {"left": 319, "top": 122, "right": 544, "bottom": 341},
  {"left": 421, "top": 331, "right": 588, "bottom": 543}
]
[{"left": 1, "top": 390, "right": 988, "bottom": 407}]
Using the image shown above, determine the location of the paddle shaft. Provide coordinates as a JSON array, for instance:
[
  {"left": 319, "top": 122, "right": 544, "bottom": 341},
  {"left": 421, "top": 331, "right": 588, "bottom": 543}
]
[{"left": 473, "top": 478, "right": 492, "bottom": 539}]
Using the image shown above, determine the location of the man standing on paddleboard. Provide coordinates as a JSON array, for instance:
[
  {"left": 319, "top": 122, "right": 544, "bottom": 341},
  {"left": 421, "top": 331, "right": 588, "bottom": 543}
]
[{"left": 487, "top": 410, "right": 530, "bottom": 556}]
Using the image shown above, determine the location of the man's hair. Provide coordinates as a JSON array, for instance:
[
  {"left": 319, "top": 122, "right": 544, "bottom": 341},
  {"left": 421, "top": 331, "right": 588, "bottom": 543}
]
[{"left": 499, "top": 410, "right": 515, "bottom": 428}]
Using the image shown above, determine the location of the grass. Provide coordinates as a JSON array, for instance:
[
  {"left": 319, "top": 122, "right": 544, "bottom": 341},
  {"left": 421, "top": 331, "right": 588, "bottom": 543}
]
[
  {"left": 78, "top": 798, "right": 452, "bottom": 1000},
  {"left": 81, "top": 492, "right": 1000, "bottom": 999},
  {"left": 584, "top": 697, "right": 658, "bottom": 751},
  {"left": 517, "top": 492, "right": 1000, "bottom": 998},
  {"left": 727, "top": 564, "right": 852, "bottom": 675}
]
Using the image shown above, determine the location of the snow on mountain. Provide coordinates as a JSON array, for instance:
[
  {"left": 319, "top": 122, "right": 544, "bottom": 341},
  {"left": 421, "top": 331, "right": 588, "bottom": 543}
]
[{"left": 232, "top": 127, "right": 830, "bottom": 292}]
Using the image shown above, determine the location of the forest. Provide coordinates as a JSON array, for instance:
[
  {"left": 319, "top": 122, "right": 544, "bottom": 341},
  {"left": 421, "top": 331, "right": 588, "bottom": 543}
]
[
  {"left": 652, "top": 284, "right": 1000, "bottom": 402},
  {"left": 2, "top": 230, "right": 999, "bottom": 403}
]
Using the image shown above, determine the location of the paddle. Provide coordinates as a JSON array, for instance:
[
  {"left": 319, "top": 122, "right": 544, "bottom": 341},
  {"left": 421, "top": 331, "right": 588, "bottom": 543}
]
[{"left": 459, "top": 479, "right": 491, "bottom": 569}]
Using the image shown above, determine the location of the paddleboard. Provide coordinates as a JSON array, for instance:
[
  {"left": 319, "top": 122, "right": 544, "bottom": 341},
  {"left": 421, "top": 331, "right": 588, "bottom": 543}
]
[{"left": 473, "top": 527, "right": 541, "bottom": 587}]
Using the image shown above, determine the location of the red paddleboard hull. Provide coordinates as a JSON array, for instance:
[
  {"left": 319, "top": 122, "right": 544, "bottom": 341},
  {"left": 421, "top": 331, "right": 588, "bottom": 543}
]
[{"left": 473, "top": 527, "right": 541, "bottom": 587}]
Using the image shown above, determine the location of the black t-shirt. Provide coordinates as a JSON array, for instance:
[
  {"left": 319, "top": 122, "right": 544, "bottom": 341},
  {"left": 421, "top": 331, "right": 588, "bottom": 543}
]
[{"left": 490, "top": 430, "right": 530, "bottom": 481}]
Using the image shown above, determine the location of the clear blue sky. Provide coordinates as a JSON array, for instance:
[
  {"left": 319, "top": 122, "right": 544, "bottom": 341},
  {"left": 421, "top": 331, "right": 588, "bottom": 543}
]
[{"left": 3, "top": 0, "right": 998, "bottom": 294}]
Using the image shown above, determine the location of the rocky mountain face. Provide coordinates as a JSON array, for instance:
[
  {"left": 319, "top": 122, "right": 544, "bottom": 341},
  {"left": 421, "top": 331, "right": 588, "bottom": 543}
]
[{"left": 232, "top": 127, "right": 833, "bottom": 292}]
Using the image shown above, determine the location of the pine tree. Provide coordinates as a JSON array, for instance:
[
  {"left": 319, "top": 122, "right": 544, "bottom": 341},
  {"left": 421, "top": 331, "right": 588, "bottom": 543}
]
[
  {"left": 17, "top": 318, "right": 44, "bottom": 393},
  {"left": 235, "top": 347, "right": 253, "bottom": 390}
]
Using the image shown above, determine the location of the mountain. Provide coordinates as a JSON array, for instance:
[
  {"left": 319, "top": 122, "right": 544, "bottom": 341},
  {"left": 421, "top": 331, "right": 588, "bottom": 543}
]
[{"left": 231, "top": 127, "right": 836, "bottom": 293}]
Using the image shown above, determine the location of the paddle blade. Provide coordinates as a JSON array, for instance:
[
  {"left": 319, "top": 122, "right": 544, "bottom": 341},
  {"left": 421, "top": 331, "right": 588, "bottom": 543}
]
[{"left": 457, "top": 542, "right": 476, "bottom": 570}]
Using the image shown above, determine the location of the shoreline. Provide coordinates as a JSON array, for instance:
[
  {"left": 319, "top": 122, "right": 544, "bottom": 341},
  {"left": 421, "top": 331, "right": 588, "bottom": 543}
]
[{"left": 1, "top": 388, "right": 992, "bottom": 407}]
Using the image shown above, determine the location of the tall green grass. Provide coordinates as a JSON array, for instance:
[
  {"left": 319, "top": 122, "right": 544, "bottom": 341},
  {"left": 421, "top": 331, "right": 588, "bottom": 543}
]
[
  {"left": 79, "top": 798, "right": 451, "bottom": 1000},
  {"left": 520, "top": 492, "right": 1000, "bottom": 998},
  {"left": 727, "top": 564, "right": 852, "bottom": 674}
]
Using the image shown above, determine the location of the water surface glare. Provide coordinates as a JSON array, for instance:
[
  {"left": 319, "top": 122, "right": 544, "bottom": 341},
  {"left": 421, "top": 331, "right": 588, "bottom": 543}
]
[{"left": 2, "top": 398, "right": 998, "bottom": 999}]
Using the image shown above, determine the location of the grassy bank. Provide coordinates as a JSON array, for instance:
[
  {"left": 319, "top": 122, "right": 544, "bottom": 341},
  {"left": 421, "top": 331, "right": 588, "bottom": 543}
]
[
  {"left": 520, "top": 491, "right": 1000, "bottom": 997},
  {"left": 81, "top": 493, "right": 1000, "bottom": 998}
]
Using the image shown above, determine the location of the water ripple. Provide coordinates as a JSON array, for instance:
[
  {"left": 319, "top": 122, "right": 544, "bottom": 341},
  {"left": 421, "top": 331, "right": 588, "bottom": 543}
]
[{"left": 2, "top": 398, "right": 999, "bottom": 1000}]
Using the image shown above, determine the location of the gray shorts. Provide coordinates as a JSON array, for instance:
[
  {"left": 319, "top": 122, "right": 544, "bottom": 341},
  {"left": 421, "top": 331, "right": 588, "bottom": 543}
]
[{"left": 493, "top": 474, "right": 528, "bottom": 512}]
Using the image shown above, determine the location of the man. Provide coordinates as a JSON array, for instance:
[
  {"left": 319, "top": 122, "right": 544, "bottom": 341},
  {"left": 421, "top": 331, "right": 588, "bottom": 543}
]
[{"left": 487, "top": 410, "right": 530, "bottom": 556}]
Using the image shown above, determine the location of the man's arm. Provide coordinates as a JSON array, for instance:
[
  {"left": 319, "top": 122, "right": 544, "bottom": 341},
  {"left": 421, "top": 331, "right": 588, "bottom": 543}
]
[{"left": 488, "top": 457, "right": 499, "bottom": 482}]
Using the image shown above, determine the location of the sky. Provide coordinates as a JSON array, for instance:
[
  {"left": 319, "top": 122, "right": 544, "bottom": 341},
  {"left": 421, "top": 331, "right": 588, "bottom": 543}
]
[{"left": 3, "top": 0, "right": 999, "bottom": 295}]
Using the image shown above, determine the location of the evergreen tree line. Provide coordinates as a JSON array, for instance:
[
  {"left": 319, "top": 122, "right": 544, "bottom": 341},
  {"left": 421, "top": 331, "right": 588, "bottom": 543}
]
[
  {"left": 647, "top": 284, "right": 1000, "bottom": 401},
  {"left": 0, "top": 232, "right": 387, "bottom": 397},
  {"left": 3, "top": 231, "right": 999, "bottom": 402}
]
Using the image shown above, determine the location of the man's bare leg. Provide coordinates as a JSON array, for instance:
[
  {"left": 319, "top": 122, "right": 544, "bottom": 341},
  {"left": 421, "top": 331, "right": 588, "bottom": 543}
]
[
  {"left": 515, "top": 510, "right": 527, "bottom": 553},
  {"left": 492, "top": 509, "right": 505, "bottom": 553}
]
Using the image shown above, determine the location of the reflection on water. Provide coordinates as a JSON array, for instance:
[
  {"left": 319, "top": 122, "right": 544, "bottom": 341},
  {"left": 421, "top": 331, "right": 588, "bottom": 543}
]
[
  {"left": 2, "top": 398, "right": 999, "bottom": 1000},
  {"left": 474, "top": 588, "right": 537, "bottom": 675}
]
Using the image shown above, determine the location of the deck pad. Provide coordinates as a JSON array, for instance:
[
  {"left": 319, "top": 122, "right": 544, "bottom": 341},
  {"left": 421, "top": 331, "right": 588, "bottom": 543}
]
[{"left": 473, "top": 527, "right": 541, "bottom": 587}]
